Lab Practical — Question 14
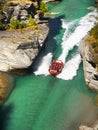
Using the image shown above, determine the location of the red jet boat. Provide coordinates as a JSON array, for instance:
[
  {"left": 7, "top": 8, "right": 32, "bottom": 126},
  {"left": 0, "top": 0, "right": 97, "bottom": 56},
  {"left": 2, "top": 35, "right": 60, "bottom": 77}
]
[{"left": 49, "top": 60, "right": 64, "bottom": 76}]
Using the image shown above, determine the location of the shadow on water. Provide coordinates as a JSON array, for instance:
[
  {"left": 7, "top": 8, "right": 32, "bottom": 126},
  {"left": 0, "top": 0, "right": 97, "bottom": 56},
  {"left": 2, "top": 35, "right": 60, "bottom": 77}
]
[
  {"left": 0, "top": 105, "right": 13, "bottom": 130},
  {"left": 30, "top": 15, "right": 64, "bottom": 71}
]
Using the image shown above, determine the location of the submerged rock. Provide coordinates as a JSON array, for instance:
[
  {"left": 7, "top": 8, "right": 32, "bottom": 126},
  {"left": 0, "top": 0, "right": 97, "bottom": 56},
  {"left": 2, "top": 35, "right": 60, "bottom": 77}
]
[
  {"left": 79, "top": 121, "right": 98, "bottom": 130},
  {"left": 0, "top": 72, "right": 13, "bottom": 105},
  {"left": 79, "top": 125, "right": 93, "bottom": 130}
]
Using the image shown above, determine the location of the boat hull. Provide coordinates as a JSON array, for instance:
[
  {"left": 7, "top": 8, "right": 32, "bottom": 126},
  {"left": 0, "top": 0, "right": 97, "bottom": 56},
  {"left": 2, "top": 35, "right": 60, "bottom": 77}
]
[{"left": 49, "top": 60, "right": 64, "bottom": 76}]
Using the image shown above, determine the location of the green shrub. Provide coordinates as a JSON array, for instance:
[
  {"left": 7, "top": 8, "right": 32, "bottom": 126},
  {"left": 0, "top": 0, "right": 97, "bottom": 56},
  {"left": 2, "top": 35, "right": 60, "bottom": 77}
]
[
  {"left": 9, "top": 18, "right": 19, "bottom": 29},
  {"left": 18, "top": 21, "right": 27, "bottom": 29},
  {"left": 39, "top": 1, "right": 48, "bottom": 13},
  {"left": 10, "top": 18, "right": 27, "bottom": 29},
  {"left": 28, "top": 15, "right": 37, "bottom": 29}
]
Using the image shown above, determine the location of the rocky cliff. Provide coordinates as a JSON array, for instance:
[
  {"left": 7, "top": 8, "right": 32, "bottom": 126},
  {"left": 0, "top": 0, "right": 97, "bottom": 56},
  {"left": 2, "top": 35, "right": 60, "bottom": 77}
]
[
  {"left": 79, "top": 39, "right": 98, "bottom": 91},
  {"left": 0, "top": 23, "right": 49, "bottom": 72}
]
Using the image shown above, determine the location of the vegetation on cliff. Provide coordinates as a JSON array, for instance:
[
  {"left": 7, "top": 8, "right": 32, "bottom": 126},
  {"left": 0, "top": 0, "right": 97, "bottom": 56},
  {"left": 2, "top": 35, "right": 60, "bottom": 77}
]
[
  {"left": 85, "top": 23, "right": 98, "bottom": 45},
  {"left": 90, "top": 24, "right": 98, "bottom": 40},
  {"left": 0, "top": 0, "right": 48, "bottom": 30},
  {"left": 9, "top": 15, "right": 37, "bottom": 29}
]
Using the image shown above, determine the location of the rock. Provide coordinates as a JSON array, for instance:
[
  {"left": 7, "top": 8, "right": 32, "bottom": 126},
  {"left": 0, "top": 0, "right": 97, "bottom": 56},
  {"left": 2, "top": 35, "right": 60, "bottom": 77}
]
[
  {"left": 79, "top": 125, "right": 93, "bottom": 130},
  {"left": 11, "top": 3, "right": 34, "bottom": 21},
  {"left": 79, "top": 41, "right": 98, "bottom": 91},
  {"left": 0, "top": 23, "right": 49, "bottom": 72},
  {"left": 12, "top": 4, "right": 21, "bottom": 20},
  {"left": 2, "top": 2, "right": 36, "bottom": 24},
  {"left": 79, "top": 121, "right": 98, "bottom": 130},
  {"left": 19, "top": 9, "right": 29, "bottom": 21},
  {"left": 0, "top": 72, "right": 13, "bottom": 105},
  {"left": 3, "top": 8, "right": 14, "bottom": 23}
]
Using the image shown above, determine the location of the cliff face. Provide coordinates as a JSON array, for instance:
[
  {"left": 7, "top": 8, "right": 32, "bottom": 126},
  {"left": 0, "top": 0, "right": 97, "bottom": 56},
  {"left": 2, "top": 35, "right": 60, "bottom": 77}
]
[
  {"left": 0, "top": 23, "right": 49, "bottom": 71},
  {"left": 79, "top": 39, "right": 98, "bottom": 91}
]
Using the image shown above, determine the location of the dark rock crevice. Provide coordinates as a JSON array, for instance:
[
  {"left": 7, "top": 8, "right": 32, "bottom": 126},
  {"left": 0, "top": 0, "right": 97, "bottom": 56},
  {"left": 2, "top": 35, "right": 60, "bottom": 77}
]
[
  {"left": 87, "top": 60, "right": 96, "bottom": 68},
  {"left": 17, "top": 41, "right": 41, "bottom": 50},
  {"left": 93, "top": 74, "right": 98, "bottom": 80}
]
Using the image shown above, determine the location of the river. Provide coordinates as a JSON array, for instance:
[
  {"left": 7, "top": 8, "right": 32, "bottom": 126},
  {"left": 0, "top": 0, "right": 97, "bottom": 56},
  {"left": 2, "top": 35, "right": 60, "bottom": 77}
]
[{"left": 0, "top": 0, "right": 98, "bottom": 130}]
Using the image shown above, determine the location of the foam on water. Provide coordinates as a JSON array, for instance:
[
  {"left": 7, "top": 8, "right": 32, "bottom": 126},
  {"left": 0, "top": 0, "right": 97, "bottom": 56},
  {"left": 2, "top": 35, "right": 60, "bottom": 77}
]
[
  {"left": 61, "top": 19, "right": 79, "bottom": 42},
  {"left": 34, "top": 8, "right": 98, "bottom": 80},
  {"left": 34, "top": 53, "right": 52, "bottom": 76}
]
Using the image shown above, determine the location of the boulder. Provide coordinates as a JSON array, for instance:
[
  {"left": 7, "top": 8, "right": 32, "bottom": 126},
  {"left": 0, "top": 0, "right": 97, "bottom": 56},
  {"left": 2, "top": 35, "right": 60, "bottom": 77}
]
[{"left": 19, "top": 9, "right": 29, "bottom": 21}]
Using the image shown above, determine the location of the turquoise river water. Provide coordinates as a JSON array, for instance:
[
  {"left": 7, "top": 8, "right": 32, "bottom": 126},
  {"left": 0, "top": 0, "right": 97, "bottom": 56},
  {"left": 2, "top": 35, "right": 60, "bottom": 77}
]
[{"left": 0, "top": 0, "right": 98, "bottom": 130}]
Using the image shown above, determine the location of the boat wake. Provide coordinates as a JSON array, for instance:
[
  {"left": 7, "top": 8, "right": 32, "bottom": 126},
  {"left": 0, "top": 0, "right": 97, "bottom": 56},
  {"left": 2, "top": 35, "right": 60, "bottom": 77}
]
[
  {"left": 58, "top": 8, "right": 97, "bottom": 62},
  {"left": 34, "top": 53, "right": 52, "bottom": 76},
  {"left": 34, "top": 8, "right": 98, "bottom": 80},
  {"left": 57, "top": 54, "right": 81, "bottom": 80}
]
